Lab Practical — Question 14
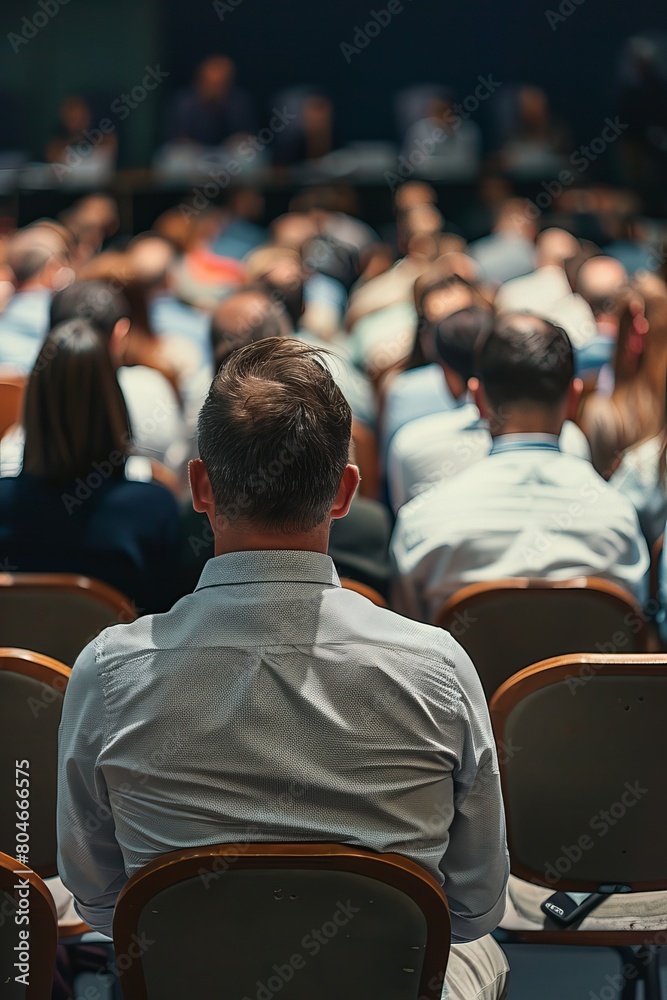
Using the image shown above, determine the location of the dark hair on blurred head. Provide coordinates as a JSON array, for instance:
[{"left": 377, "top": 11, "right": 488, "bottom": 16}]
[
  {"left": 49, "top": 280, "right": 131, "bottom": 338},
  {"left": 197, "top": 337, "right": 351, "bottom": 532},
  {"left": 478, "top": 313, "right": 573, "bottom": 410},
  {"left": 434, "top": 306, "right": 492, "bottom": 383},
  {"left": 23, "top": 320, "right": 131, "bottom": 485}
]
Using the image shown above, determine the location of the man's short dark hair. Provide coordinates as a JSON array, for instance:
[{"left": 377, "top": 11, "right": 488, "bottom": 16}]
[
  {"left": 50, "top": 281, "right": 131, "bottom": 338},
  {"left": 434, "top": 307, "right": 492, "bottom": 383},
  {"left": 198, "top": 337, "right": 352, "bottom": 532},
  {"left": 478, "top": 313, "right": 574, "bottom": 410}
]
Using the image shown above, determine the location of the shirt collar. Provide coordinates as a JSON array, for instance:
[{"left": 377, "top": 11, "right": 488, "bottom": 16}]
[
  {"left": 195, "top": 549, "right": 341, "bottom": 592},
  {"left": 490, "top": 433, "right": 561, "bottom": 456}
]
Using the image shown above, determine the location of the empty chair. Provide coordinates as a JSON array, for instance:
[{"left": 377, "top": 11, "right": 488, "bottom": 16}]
[
  {"left": 0, "top": 573, "right": 136, "bottom": 666},
  {"left": 0, "top": 369, "right": 25, "bottom": 439},
  {"left": 436, "top": 577, "right": 648, "bottom": 699},
  {"left": 490, "top": 653, "right": 667, "bottom": 996},
  {"left": 0, "top": 648, "right": 70, "bottom": 876},
  {"left": 113, "top": 842, "right": 451, "bottom": 1000},
  {"left": 0, "top": 850, "right": 58, "bottom": 999}
]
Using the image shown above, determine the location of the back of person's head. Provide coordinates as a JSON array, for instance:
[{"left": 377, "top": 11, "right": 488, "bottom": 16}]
[
  {"left": 7, "top": 224, "right": 69, "bottom": 288},
  {"left": 478, "top": 313, "right": 574, "bottom": 413},
  {"left": 576, "top": 256, "right": 628, "bottom": 317},
  {"left": 434, "top": 307, "right": 493, "bottom": 385},
  {"left": 50, "top": 280, "right": 131, "bottom": 339},
  {"left": 210, "top": 287, "right": 287, "bottom": 368},
  {"left": 535, "top": 227, "right": 580, "bottom": 269},
  {"left": 23, "top": 320, "right": 131, "bottom": 485},
  {"left": 197, "top": 338, "right": 351, "bottom": 532}
]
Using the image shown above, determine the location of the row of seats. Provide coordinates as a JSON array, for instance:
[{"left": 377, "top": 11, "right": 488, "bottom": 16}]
[
  {"left": 1, "top": 644, "right": 665, "bottom": 997},
  {"left": 0, "top": 570, "right": 658, "bottom": 695}
]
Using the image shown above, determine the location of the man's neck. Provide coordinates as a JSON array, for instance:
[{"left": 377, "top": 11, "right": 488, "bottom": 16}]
[
  {"left": 489, "top": 411, "right": 564, "bottom": 438},
  {"left": 213, "top": 523, "right": 331, "bottom": 558}
]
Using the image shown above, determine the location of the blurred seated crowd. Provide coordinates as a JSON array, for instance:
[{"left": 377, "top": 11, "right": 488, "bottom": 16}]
[
  {"left": 0, "top": 176, "right": 666, "bottom": 631},
  {"left": 4, "top": 169, "right": 667, "bottom": 999}
]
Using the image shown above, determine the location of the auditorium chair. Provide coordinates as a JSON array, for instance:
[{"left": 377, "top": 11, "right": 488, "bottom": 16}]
[
  {"left": 0, "top": 851, "right": 58, "bottom": 999},
  {"left": 340, "top": 578, "right": 388, "bottom": 608},
  {"left": 490, "top": 653, "right": 667, "bottom": 999},
  {"left": 0, "top": 648, "right": 70, "bottom": 877},
  {"left": 0, "top": 369, "right": 25, "bottom": 439},
  {"left": 0, "top": 573, "right": 137, "bottom": 666},
  {"left": 113, "top": 842, "right": 451, "bottom": 1000},
  {"left": 435, "top": 577, "right": 648, "bottom": 699}
]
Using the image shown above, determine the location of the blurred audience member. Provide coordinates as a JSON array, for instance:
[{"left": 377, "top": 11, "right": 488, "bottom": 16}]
[
  {"left": 495, "top": 85, "right": 569, "bottom": 179},
  {"left": 47, "top": 95, "right": 117, "bottom": 181},
  {"left": 581, "top": 275, "right": 667, "bottom": 476},
  {"left": 0, "top": 321, "right": 179, "bottom": 612},
  {"left": 274, "top": 93, "right": 340, "bottom": 167},
  {"left": 164, "top": 55, "right": 256, "bottom": 147},
  {"left": 0, "top": 224, "right": 71, "bottom": 371},
  {"left": 469, "top": 199, "right": 537, "bottom": 285},
  {"left": 391, "top": 314, "right": 649, "bottom": 620},
  {"left": 574, "top": 256, "right": 629, "bottom": 383},
  {"left": 401, "top": 94, "right": 481, "bottom": 182}
]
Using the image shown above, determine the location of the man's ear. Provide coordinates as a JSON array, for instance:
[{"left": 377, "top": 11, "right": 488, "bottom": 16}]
[
  {"left": 566, "top": 377, "right": 584, "bottom": 422},
  {"left": 110, "top": 317, "right": 131, "bottom": 356},
  {"left": 189, "top": 459, "right": 216, "bottom": 520},
  {"left": 468, "top": 377, "right": 488, "bottom": 417},
  {"left": 330, "top": 464, "right": 360, "bottom": 521}
]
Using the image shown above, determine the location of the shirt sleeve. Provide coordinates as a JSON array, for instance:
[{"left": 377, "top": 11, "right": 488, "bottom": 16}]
[
  {"left": 57, "top": 636, "right": 126, "bottom": 937},
  {"left": 439, "top": 643, "right": 510, "bottom": 943}
]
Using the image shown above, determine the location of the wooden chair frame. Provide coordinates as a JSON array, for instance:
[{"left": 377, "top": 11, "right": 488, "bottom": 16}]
[
  {"left": 0, "top": 573, "right": 137, "bottom": 624},
  {"left": 113, "top": 842, "right": 451, "bottom": 1000},
  {"left": 491, "top": 653, "right": 667, "bottom": 948},
  {"left": 0, "top": 648, "right": 71, "bottom": 879},
  {"left": 435, "top": 576, "right": 648, "bottom": 639},
  {"left": 340, "top": 578, "right": 388, "bottom": 608},
  {"left": 0, "top": 850, "right": 57, "bottom": 999}
]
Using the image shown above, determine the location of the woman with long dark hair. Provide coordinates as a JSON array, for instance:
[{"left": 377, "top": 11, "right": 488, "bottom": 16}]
[{"left": 0, "top": 320, "right": 180, "bottom": 613}]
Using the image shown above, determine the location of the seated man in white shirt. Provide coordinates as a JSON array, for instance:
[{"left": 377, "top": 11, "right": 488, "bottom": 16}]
[
  {"left": 387, "top": 307, "right": 591, "bottom": 513},
  {"left": 391, "top": 313, "right": 650, "bottom": 622},
  {"left": 57, "top": 338, "right": 510, "bottom": 1000}
]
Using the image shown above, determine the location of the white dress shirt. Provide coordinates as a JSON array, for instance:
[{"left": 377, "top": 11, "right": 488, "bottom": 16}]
[
  {"left": 387, "top": 404, "right": 592, "bottom": 514},
  {"left": 391, "top": 435, "right": 650, "bottom": 622},
  {"left": 57, "top": 550, "right": 509, "bottom": 943}
]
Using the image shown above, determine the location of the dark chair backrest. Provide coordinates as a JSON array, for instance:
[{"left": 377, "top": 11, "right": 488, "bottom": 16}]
[
  {"left": 490, "top": 653, "right": 667, "bottom": 892},
  {"left": 0, "top": 573, "right": 137, "bottom": 666},
  {"left": 0, "top": 648, "right": 70, "bottom": 877},
  {"left": 436, "top": 577, "right": 648, "bottom": 699},
  {"left": 113, "top": 842, "right": 451, "bottom": 1000},
  {"left": 0, "top": 850, "right": 57, "bottom": 999}
]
